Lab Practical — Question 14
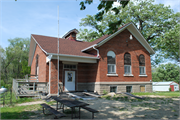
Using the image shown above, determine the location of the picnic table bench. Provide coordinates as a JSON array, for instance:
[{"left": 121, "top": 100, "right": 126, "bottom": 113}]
[
  {"left": 81, "top": 106, "right": 99, "bottom": 119},
  {"left": 40, "top": 103, "right": 66, "bottom": 119}
]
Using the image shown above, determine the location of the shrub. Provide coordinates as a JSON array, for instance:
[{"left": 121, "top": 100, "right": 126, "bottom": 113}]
[
  {"left": 103, "top": 90, "right": 108, "bottom": 95},
  {"left": 169, "top": 87, "right": 171, "bottom": 92}
]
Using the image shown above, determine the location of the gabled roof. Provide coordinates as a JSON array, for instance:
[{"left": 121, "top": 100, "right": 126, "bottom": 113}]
[
  {"left": 28, "top": 22, "right": 155, "bottom": 66},
  {"left": 81, "top": 22, "right": 155, "bottom": 55},
  {"left": 153, "top": 81, "right": 179, "bottom": 85},
  {"left": 62, "top": 28, "right": 79, "bottom": 39}
]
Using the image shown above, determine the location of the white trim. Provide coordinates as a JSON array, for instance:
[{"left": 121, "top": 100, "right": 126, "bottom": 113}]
[
  {"left": 139, "top": 66, "right": 146, "bottom": 75},
  {"left": 123, "top": 74, "right": 134, "bottom": 76},
  {"left": 32, "top": 35, "right": 47, "bottom": 54},
  {"left": 139, "top": 75, "right": 148, "bottom": 77},
  {"left": 47, "top": 53, "right": 99, "bottom": 59},
  {"left": 62, "top": 28, "right": 79, "bottom": 39},
  {"left": 107, "top": 64, "right": 116, "bottom": 74},
  {"left": 46, "top": 55, "right": 53, "bottom": 63},
  {"left": 127, "top": 23, "right": 155, "bottom": 54},
  {"left": 107, "top": 74, "right": 118, "bottom": 76},
  {"left": 81, "top": 44, "right": 97, "bottom": 52},
  {"left": 63, "top": 64, "right": 77, "bottom": 70},
  {"left": 93, "top": 46, "right": 99, "bottom": 57},
  {"left": 49, "top": 59, "right": 51, "bottom": 94},
  {"left": 124, "top": 65, "right": 132, "bottom": 74},
  {"left": 81, "top": 22, "right": 155, "bottom": 55}
]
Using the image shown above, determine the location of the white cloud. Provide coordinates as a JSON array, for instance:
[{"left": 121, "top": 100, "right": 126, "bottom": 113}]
[
  {"left": 154, "top": 0, "right": 180, "bottom": 12},
  {"left": 112, "top": 2, "right": 121, "bottom": 8}
]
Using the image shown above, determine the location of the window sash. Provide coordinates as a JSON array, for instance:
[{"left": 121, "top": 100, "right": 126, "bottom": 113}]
[
  {"left": 126, "top": 86, "right": 132, "bottom": 93},
  {"left": 124, "top": 65, "right": 131, "bottom": 74},
  {"left": 139, "top": 66, "right": 145, "bottom": 75},
  {"left": 108, "top": 64, "right": 116, "bottom": 74}
]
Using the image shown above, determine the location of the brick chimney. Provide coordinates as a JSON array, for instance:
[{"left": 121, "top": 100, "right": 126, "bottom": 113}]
[{"left": 62, "top": 29, "right": 79, "bottom": 41}]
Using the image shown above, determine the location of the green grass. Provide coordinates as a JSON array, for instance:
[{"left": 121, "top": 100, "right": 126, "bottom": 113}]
[
  {"left": 0, "top": 91, "right": 41, "bottom": 106},
  {"left": 1, "top": 104, "right": 41, "bottom": 119},
  {"left": 132, "top": 91, "right": 180, "bottom": 97}
]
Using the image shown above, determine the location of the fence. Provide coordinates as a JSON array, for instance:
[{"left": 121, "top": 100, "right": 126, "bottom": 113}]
[
  {"left": 12, "top": 74, "right": 48, "bottom": 98},
  {"left": 0, "top": 88, "right": 13, "bottom": 107}
]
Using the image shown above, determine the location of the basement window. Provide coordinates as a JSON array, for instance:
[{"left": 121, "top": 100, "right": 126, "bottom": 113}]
[
  {"left": 110, "top": 86, "right": 117, "bottom": 93},
  {"left": 126, "top": 86, "right": 132, "bottom": 93}
]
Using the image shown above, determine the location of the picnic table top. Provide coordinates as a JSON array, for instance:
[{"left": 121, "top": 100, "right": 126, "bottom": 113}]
[{"left": 51, "top": 96, "right": 89, "bottom": 108}]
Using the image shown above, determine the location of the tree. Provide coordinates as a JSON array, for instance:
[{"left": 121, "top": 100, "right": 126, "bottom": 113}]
[
  {"left": 1, "top": 38, "right": 31, "bottom": 86},
  {"left": 152, "top": 63, "right": 180, "bottom": 84},
  {"left": 77, "top": 28, "right": 102, "bottom": 42},
  {"left": 79, "top": 0, "right": 180, "bottom": 62}
]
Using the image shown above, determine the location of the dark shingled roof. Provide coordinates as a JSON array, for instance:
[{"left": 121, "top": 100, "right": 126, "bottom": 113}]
[
  {"left": 31, "top": 23, "right": 131, "bottom": 57},
  {"left": 32, "top": 34, "right": 97, "bottom": 57}
]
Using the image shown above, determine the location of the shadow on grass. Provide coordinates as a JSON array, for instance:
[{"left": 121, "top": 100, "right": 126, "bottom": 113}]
[{"left": 1, "top": 111, "right": 37, "bottom": 119}]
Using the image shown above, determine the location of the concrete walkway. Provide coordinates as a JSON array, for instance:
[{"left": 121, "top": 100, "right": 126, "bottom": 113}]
[{"left": 16, "top": 100, "right": 46, "bottom": 106}]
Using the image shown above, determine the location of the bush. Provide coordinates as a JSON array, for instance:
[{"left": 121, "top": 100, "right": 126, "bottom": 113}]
[
  {"left": 103, "top": 90, "right": 108, "bottom": 95},
  {"left": 169, "top": 87, "right": 171, "bottom": 91}
]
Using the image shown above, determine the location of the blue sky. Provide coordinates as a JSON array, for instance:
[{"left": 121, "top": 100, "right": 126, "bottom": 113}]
[{"left": 0, "top": 0, "right": 179, "bottom": 49}]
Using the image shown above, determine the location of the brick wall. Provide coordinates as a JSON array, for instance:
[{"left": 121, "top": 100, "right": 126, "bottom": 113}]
[
  {"left": 95, "top": 29, "right": 152, "bottom": 83},
  {"left": 30, "top": 45, "right": 47, "bottom": 82}
]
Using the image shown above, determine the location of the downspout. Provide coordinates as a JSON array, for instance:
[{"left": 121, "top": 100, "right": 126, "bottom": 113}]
[
  {"left": 93, "top": 45, "right": 99, "bottom": 57},
  {"left": 46, "top": 55, "right": 52, "bottom": 97}
]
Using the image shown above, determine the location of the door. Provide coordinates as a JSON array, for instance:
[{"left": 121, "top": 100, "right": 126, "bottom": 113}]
[
  {"left": 170, "top": 85, "right": 174, "bottom": 91},
  {"left": 65, "top": 71, "right": 75, "bottom": 91}
]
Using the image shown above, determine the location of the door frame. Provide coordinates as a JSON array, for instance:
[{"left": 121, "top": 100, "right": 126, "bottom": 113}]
[{"left": 63, "top": 70, "right": 76, "bottom": 91}]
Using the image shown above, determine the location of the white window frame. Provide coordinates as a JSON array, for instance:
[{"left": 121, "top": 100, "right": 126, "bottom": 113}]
[
  {"left": 139, "top": 66, "right": 146, "bottom": 75},
  {"left": 108, "top": 64, "right": 116, "bottom": 74},
  {"left": 124, "top": 65, "right": 131, "bottom": 74},
  {"left": 63, "top": 64, "right": 77, "bottom": 70}
]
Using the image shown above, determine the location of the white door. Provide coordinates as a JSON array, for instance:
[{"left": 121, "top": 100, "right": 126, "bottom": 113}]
[{"left": 65, "top": 71, "right": 75, "bottom": 91}]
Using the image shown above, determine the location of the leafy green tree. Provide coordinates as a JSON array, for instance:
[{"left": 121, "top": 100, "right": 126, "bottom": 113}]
[
  {"left": 80, "top": 0, "right": 129, "bottom": 25},
  {"left": 79, "top": 0, "right": 180, "bottom": 62},
  {"left": 1, "top": 38, "right": 31, "bottom": 85},
  {"left": 152, "top": 63, "right": 180, "bottom": 84},
  {"left": 77, "top": 28, "right": 102, "bottom": 42}
]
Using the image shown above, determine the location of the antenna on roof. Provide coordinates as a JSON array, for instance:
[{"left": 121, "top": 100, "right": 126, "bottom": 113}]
[{"left": 57, "top": 5, "right": 60, "bottom": 96}]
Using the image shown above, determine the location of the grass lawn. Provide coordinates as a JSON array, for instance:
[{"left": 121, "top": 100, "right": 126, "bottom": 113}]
[
  {"left": 0, "top": 91, "right": 41, "bottom": 106},
  {"left": 1, "top": 104, "right": 41, "bottom": 119},
  {"left": 132, "top": 91, "right": 180, "bottom": 97}
]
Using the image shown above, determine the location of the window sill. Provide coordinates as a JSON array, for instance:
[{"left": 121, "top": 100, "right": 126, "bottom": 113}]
[
  {"left": 123, "top": 74, "right": 134, "bottom": 77},
  {"left": 107, "top": 74, "right": 118, "bottom": 76},
  {"left": 139, "top": 74, "right": 148, "bottom": 77}
]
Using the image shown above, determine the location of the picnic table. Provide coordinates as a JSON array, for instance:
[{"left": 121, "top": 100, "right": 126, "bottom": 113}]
[{"left": 51, "top": 96, "right": 89, "bottom": 119}]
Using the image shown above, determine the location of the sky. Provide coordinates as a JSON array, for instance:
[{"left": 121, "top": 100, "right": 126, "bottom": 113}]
[{"left": 0, "top": 0, "right": 180, "bottom": 49}]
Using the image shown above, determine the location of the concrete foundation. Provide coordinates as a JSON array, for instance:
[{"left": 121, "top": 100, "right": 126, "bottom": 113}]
[{"left": 77, "top": 82, "right": 152, "bottom": 94}]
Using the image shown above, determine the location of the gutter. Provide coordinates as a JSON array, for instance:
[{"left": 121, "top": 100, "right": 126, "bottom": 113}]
[
  {"left": 46, "top": 55, "right": 53, "bottom": 97},
  {"left": 93, "top": 45, "right": 99, "bottom": 58}
]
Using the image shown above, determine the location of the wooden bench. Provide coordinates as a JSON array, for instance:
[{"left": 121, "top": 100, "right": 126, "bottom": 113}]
[
  {"left": 40, "top": 103, "right": 66, "bottom": 119},
  {"left": 81, "top": 106, "right": 99, "bottom": 119}
]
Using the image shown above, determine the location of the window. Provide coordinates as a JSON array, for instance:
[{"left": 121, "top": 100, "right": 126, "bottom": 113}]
[
  {"left": 126, "top": 86, "right": 132, "bottom": 93},
  {"left": 107, "top": 51, "right": 116, "bottom": 74},
  {"left": 35, "top": 54, "right": 39, "bottom": 75},
  {"left": 110, "top": 86, "right": 117, "bottom": 93},
  {"left": 124, "top": 53, "right": 131, "bottom": 74},
  {"left": 64, "top": 64, "right": 77, "bottom": 69},
  {"left": 139, "top": 54, "right": 146, "bottom": 75},
  {"left": 139, "top": 66, "right": 145, "bottom": 75}
]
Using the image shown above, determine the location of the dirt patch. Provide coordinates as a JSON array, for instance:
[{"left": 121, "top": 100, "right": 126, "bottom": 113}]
[
  {"left": 26, "top": 96, "right": 179, "bottom": 119},
  {"left": 16, "top": 100, "right": 46, "bottom": 106}
]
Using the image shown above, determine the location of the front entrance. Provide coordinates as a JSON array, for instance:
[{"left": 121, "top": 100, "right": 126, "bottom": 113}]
[{"left": 65, "top": 71, "right": 75, "bottom": 91}]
